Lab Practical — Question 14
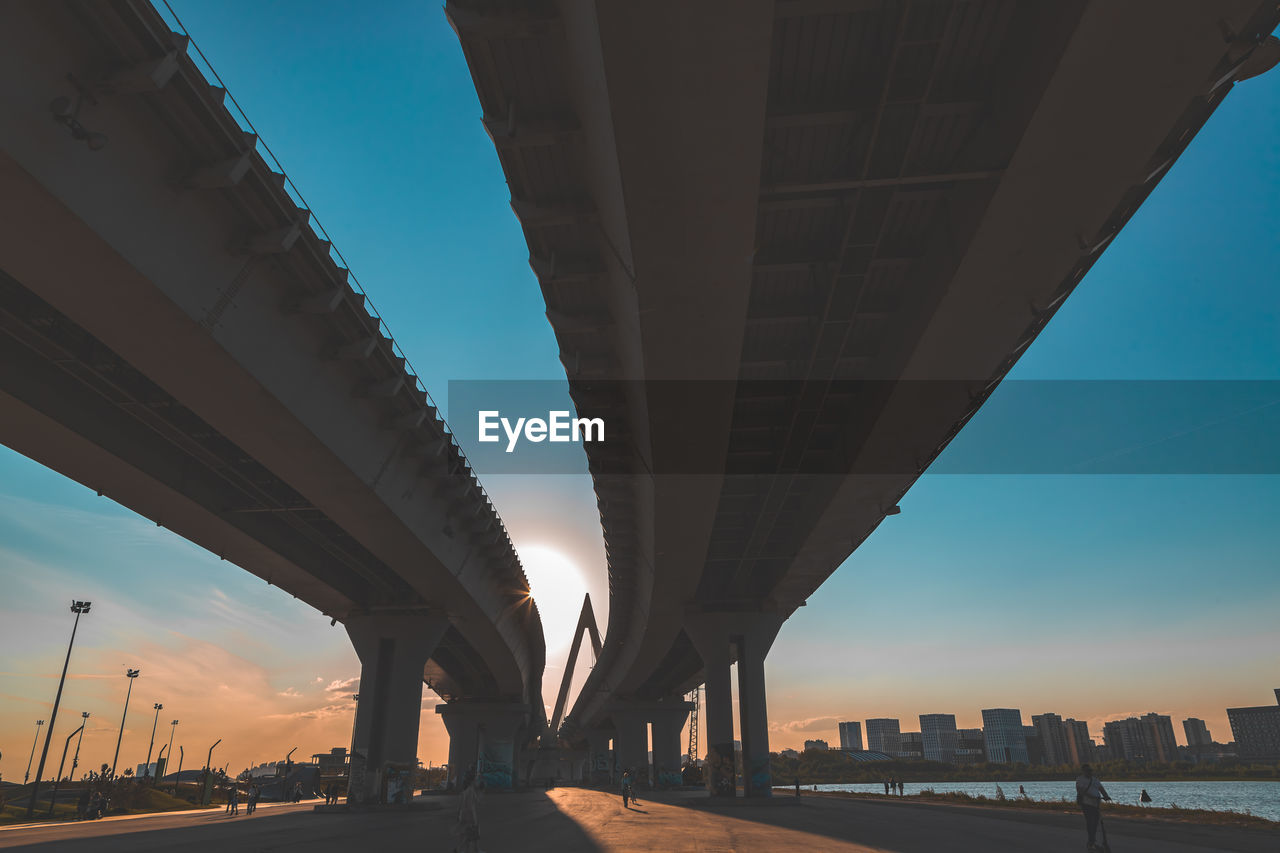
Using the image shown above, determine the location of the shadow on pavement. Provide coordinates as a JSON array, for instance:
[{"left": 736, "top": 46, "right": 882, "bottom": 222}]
[
  {"left": 0, "top": 793, "right": 604, "bottom": 853},
  {"left": 654, "top": 791, "right": 1278, "bottom": 853}
]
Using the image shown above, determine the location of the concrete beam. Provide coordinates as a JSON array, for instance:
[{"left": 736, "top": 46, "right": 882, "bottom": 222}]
[
  {"left": 289, "top": 287, "right": 344, "bottom": 315},
  {"left": 236, "top": 220, "right": 304, "bottom": 255},
  {"left": 436, "top": 701, "right": 530, "bottom": 790},
  {"left": 93, "top": 40, "right": 188, "bottom": 94},
  {"left": 182, "top": 150, "right": 252, "bottom": 189},
  {"left": 336, "top": 336, "right": 378, "bottom": 361}
]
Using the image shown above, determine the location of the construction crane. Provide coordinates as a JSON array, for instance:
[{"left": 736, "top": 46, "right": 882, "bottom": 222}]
[{"left": 686, "top": 686, "right": 700, "bottom": 764}]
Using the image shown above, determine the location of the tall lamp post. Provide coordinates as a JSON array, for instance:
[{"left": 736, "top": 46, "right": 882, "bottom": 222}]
[
  {"left": 165, "top": 720, "right": 178, "bottom": 786},
  {"left": 110, "top": 668, "right": 140, "bottom": 779},
  {"left": 24, "top": 720, "right": 45, "bottom": 784},
  {"left": 144, "top": 703, "right": 163, "bottom": 780},
  {"left": 47, "top": 719, "right": 86, "bottom": 816},
  {"left": 27, "top": 600, "right": 91, "bottom": 818},
  {"left": 71, "top": 712, "right": 89, "bottom": 780}
]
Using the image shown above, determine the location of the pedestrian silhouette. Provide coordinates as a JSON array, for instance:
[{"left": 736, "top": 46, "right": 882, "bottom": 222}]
[{"left": 1075, "top": 763, "right": 1112, "bottom": 852}]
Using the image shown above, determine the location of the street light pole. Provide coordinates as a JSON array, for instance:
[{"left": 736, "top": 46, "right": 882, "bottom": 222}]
[
  {"left": 24, "top": 720, "right": 44, "bottom": 784},
  {"left": 71, "top": 712, "right": 89, "bottom": 780},
  {"left": 110, "top": 668, "right": 140, "bottom": 779},
  {"left": 144, "top": 703, "right": 163, "bottom": 780},
  {"left": 27, "top": 600, "right": 91, "bottom": 818},
  {"left": 165, "top": 720, "right": 178, "bottom": 785},
  {"left": 47, "top": 721, "right": 85, "bottom": 816}
]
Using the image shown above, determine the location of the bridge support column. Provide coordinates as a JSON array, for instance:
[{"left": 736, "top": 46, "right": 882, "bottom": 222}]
[
  {"left": 686, "top": 610, "right": 784, "bottom": 797},
  {"left": 584, "top": 727, "right": 614, "bottom": 787},
  {"left": 610, "top": 709, "right": 650, "bottom": 787},
  {"left": 650, "top": 704, "right": 691, "bottom": 788},
  {"left": 345, "top": 611, "right": 449, "bottom": 804},
  {"left": 436, "top": 702, "right": 528, "bottom": 790},
  {"left": 439, "top": 707, "right": 479, "bottom": 790}
]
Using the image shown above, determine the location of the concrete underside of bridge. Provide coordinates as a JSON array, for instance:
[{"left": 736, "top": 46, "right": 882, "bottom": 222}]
[
  {"left": 0, "top": 1, "right": 546, "bottom": 799},
  {"left": 452, "top": 0, "right": 1280, "bottom": 794}
]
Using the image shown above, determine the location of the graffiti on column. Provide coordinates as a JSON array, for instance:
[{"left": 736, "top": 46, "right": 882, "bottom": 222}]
[
  {"left": 747, "top": 754, "right": 772, "bottom": 796},
  {"left": 704, "top": 743, "right": 735, "bottom": 795},
  {"left": 590, "top": 747, "right": 613, "bottom": 786},
  {"left": 480, "top": 737, "right": 513, "bottom": 789},
  {"left": 656, "top": 763, "right": 683, "bottom": 787}
]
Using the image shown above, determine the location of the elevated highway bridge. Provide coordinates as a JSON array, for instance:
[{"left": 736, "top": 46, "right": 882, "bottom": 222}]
[
  {"left": 0, "top": 0, "right": 545, "bottom": 798},
  {"left": 450, "top": 0, "right": 1280, "bottom": 795}
]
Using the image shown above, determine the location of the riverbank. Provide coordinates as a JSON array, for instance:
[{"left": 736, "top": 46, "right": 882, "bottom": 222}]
[{"left": 802, "top": 789, "right": 1280, "bottom": 830}]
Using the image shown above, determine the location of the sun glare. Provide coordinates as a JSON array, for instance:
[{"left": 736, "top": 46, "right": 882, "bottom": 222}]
[{"left": 519, "top": 545, "right": 589, "bottom": 653}]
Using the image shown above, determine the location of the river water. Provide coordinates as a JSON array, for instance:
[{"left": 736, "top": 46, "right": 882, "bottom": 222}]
[{"left": 809, "top": 780, "right": 1280, "bottom": 822}]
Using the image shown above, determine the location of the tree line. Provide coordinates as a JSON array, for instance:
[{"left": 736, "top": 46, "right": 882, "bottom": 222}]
[{"left": 769, "top": 751, "right": 1280, "bottom": 783}]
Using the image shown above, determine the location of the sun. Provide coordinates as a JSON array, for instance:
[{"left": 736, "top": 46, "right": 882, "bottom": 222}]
[{"left": 518, "top": 545, "right": 589, "bottom": 653}]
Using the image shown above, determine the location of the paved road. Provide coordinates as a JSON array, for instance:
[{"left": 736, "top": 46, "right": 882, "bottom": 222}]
[{"left": 0, "top": 788, "right": 1272, "bottom": 852}]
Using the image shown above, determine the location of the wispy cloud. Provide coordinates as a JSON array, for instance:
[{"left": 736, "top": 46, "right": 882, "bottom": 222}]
[
  {"left": 265, "top": 701, "right": 355, "bottom": 721},
  {"left": 769, "top": 714, "right": 842, "bottom": 736},
  {"left": 325, "top": 677, "right": 359, "bottom": 694}
]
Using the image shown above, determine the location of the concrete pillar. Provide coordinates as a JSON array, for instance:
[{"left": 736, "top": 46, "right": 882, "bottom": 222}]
[
  {"left": 584, "top": 727, "right": 614, "bottom": 787},
  {"left": 734, "top": 614, "right": 782, "bottom": 797},
  {"left": 439, "top": 708, "right": 479, "bottom": 790},
  {"left": 611, "top": 710, "right": 650, "bottom": 787},
  {"left": 685, "top": 610, "right": 784, "bottom": 797},
  {"left": 436, "top": 702, "right": 528, "bottom": 790},
  {"left": 650, "top": 705, "right": 691, "bottom": 788},
  {"left": 685, "top": 615, "right": 737, "bottom": 796},
  {"left": 345, "top": 610, "right": 449, "bottom": 804}
]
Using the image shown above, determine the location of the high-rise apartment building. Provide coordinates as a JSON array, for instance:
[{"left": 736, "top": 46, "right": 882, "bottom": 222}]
[
  {"left": 1227, "top": 689, "right": 1280, "bottom": 761},
  {"left": 897, "top": 731, "right": 924, "bottom": 760},
  {"left": 1144, "top": 713, "right": 1179, "bottom": 762},
  {"left": 1063, "top": 718, "right": 1094, "bottom": 765},
  {"left": 1183, "top": 718, "right": 1213, "bottom": 748},
  {"left": 866, "top": 718, "right": 901, "bottom": 755},
  {"left": 839, "top": 721, "right": 864, "bottom": 751},
  {"left": 1032, "top": 713, "right": 1071, "bottom": 765},
  {"left": 1103, "top": 713, "right": 1178, "bottom": 763},
  {"left": 804, "top": 739, "right": 830, "bottom": 752},
  {"left": 981, "top": 709, "right": 1029, "bottom": 764},
  {"left": 919, "top": 714, "right": 958, "bottom": 763},
  {"left": 955, "top": 728, "right": 986, "bottom": 765}
]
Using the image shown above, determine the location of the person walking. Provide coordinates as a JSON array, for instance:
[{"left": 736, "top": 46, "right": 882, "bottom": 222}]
[
  {"left": 247, "top": 784, "right": 259, "bottom": 815},
  {"left": 1075, "top": 764, "right": 1112, "bottom": 852},
  {"left": 794, "top": 776, "right": 801, "bottom": 798},
  {"left": 898, "top": 780, "right": 905, "bottom": 796},
  {"left": 228, "top": 785, "right": 240, "bottom": 816},
  {"left": 76, "top": 788, "right": 90, "bottom": 820},
  {"left": 885, "top": 777, "right": 893, "bottom": 796},
  {"left": 454, "top": 770, "right": 481, "bottom": 853},
  {"left": 620, "top": 768, "right": 634, "bottom": 808}
]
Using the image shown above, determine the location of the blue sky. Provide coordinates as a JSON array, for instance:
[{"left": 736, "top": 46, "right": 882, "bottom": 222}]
[{"left": 1, "top": 1, "right": 1277, "bottom": 779}]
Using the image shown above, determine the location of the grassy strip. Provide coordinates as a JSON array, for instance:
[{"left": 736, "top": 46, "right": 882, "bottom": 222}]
[
  {"left": 0, "top": 786, "right": 212, "bottom": 827},
  {"left": 799, "top": 789, "right": 1279, "bottom": 830}
]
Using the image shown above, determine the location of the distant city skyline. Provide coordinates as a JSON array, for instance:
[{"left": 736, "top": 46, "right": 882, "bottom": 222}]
[
  {"left": 2, "top": 0, "right": 1279, "bottom": 783},
  {"left": 772, "top": 691, "right": 1279, "bottom": 759}
]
